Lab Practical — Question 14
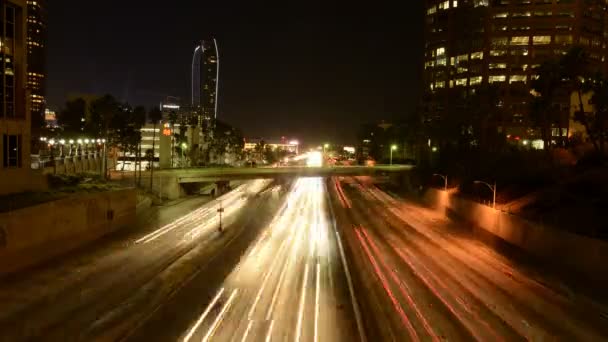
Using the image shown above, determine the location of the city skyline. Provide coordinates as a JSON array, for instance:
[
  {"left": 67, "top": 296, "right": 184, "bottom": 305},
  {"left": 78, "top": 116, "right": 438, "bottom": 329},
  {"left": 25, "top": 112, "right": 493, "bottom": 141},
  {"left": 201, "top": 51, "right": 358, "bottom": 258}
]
[{"left": 45, "top": 1, "right": 424, "bottom": 144}]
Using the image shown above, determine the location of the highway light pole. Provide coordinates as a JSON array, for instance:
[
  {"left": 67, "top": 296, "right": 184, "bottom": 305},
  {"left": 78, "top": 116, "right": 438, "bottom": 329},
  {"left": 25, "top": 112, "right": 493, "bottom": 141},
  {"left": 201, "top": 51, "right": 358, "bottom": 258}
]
[
  {"left": 390, "top": 144, "right": 397, "bottom": 165},
  {"left": 433, "top": 173, "right": 448, "bottom": 191},
  {"left": 474, "top": 180, "right": 496, "bottom": 209}
]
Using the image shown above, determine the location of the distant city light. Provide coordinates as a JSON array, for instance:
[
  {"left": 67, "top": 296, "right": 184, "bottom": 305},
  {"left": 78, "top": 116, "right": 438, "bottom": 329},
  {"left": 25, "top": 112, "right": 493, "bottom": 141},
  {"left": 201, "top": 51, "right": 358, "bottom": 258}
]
[
  {"left": 162, "top": 104, "right": 180, "bottom": 109},
  {"left": 289, "top": 140, "right": 299, "bottom": 145},
  {"left": 307, "top": 151, "right": 323, "bottom": 167},
  {"left": 343, "top": 146, "right": 355, "bottom": 153},
  {"left": 59, "top": 139, "right": 65, "bottom": 145},
  {"left": 69, "top": 139, "right": 74, "bottom": 144},
  {"left": 432, "top": 146, "right": 438, "bottom": 152}
]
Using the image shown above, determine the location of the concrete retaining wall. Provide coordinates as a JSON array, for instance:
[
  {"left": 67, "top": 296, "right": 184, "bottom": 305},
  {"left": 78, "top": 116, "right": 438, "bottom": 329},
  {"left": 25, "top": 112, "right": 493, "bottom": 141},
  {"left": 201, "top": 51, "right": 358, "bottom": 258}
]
[
  {"left": 0, "top": 189, "right": 136, "bottom": 276},
  {"left": 422, "top": 188, "right": 608, "bottom": 285}
]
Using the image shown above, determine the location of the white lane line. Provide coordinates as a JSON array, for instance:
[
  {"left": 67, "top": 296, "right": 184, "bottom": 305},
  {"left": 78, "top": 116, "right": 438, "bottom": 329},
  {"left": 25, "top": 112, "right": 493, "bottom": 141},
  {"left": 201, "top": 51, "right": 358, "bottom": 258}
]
[
  {"left": 265, "top": 320, "right": 275, "bottom": 342},
  {"left": 325, "top": 182, "right": 367, "bottom": 342},
  {"left": 314, "top": 262, "right": 321, "bottom": 342},
  {"left": 241, "top": 320, "right": 254, "bottom": 342},
  {"left": 202, "top": 289, "right": 239, "bottom": 342},
  {"left": 182, "top": 287, "right": 225, "bottom": 342},
  {"left": 295, "top": 264, "right": 309, "bottom": 342}
]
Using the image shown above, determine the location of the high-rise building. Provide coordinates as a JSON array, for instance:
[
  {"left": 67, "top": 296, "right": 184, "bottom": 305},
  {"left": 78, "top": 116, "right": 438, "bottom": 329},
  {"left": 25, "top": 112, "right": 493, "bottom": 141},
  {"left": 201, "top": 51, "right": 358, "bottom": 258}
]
[
  {"left": 26, "top": 0, "right": 45, "bottom": 117},
  {"left": 1, "top": 0, "right": 44, "bottom": 194},
  {"left": 191, "top": 39, "right": 219, "bottom": 120},
  {"left": 423, "top": 0, "right": 608, "bottom": 140}
]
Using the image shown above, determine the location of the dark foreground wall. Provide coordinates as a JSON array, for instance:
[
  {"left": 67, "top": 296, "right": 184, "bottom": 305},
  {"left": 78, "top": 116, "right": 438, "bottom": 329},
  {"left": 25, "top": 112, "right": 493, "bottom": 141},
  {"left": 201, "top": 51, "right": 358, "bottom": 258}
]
[
  {"left": 423, "top": 188, "right": 608, "bottom": 288},
  {"left": 0, "top": 189, "right": 136, "bottom": 276}
]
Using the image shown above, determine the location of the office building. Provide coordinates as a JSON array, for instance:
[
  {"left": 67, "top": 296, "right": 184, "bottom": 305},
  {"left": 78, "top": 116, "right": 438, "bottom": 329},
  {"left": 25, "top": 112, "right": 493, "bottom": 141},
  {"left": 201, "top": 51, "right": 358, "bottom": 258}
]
[
  {"left": 191, "top": 39, "right": 219, "bottom": 121},
  {"left": 26, "top": 0, "right": 45, "bottom": 117},
  {"left": 423, "top": 0, "right": 608, "bottom": 139},
  {"left": 1, "top": 0, "right": 44, "bottom": 195}
]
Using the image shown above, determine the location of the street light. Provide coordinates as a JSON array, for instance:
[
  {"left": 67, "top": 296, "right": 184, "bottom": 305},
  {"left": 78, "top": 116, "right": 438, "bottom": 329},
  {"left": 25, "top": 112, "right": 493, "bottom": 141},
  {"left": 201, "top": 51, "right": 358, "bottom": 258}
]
[
  {"left": 473, "top": 180, "right": 497, "bottom": 209},
  {"left": 323, "top": 143, "right": 330, "bottom": 156},
  {"left": 433, "top": 173, "right": 448, "bottom": 191},
  {"left": 390, "top": 144, "right": 397, "bottom": 165}
]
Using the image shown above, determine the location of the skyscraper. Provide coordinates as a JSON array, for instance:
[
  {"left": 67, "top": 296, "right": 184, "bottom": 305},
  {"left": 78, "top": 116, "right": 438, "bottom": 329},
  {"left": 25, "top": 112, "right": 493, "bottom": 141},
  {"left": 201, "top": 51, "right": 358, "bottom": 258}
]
[
  {"left": 26, "top": 0, "right": 45, "bottom": 117},
  {"left": 191, "top": 39, "right": 219, "bottom": 120},
  {"left": 1, "top": 0, "right": 42, "bottom": 194},
  {"left": 423, "top": 0, "right": 608, "bottom": 140}
]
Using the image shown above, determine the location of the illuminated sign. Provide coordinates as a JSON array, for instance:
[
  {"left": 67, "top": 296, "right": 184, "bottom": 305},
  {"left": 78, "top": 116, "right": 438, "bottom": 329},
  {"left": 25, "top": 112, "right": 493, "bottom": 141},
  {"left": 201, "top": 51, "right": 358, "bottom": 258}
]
[{"left": 162, "top": 128, "right": 171, "bottom": 136}]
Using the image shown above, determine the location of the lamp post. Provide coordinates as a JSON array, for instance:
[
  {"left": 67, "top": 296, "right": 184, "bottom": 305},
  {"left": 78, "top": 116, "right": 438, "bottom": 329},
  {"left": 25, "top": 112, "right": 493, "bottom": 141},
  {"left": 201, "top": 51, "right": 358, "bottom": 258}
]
[
  {"left": 390, "top": 144, "right": 397, "bottom": 165},
  {"left": 323, "top": 143, "right": 329, "bottom": 154},
  {"left": 474, "top": 180, "right": 496, "bottom": 209},
  {"left": 181, "top": 142, "right": 188, "bottom": 165},
  {"left": 433, "top": 173, "right": 448, "bottom": 191}
]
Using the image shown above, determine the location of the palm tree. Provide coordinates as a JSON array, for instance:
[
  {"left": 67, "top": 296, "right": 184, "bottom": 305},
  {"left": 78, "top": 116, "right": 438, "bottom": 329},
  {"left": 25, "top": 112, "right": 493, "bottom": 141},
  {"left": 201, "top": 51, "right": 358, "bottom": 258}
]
[
  {"left": 560, "top": 47, "right": 599, "bottom": 151},
  {"left": 530, "top": 60, "right": 561, "bottom": 150},
  {"left": 148, "top": 107, "right": 162, "bottom": 189}
]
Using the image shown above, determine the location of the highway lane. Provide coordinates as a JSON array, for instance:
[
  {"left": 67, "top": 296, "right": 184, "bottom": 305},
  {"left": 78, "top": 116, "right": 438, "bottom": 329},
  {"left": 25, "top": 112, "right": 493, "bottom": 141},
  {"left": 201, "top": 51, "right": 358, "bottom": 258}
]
[
  {"left": 0, "top": 179, "right": 273, "bottom": 340},
  {"left": 331, "top": 176, "right": 608, "bottom": 341},
  {"left": 130, "top": 177, "right": 363, "bottom": 342}
]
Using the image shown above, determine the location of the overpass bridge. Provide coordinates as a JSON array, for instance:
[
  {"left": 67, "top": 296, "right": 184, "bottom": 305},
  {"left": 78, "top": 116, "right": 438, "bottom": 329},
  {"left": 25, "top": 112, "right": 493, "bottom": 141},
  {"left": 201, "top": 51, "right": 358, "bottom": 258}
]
[{"left": 152, "top": 165, "right": 414, "bottom": 199}]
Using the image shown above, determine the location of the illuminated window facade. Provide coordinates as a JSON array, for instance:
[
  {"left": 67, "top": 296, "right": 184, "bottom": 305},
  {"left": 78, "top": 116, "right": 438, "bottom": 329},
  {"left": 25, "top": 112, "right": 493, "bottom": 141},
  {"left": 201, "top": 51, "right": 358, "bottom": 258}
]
[
  {"left": 423, "top": 0, "right": 608, "bottom": 137},
  {"left": 26, "top": 0, "right": 45, "bottom": 116},
  {"left": 1, "top": 0, "right": 32, "bottom": 182}
]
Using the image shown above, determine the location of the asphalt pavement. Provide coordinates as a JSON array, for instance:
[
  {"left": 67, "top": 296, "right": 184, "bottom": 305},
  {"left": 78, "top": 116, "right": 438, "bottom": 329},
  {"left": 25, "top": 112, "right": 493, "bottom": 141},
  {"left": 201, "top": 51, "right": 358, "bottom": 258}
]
[{"left": 330, "top": 175, "right": 608, "bottom": 341}]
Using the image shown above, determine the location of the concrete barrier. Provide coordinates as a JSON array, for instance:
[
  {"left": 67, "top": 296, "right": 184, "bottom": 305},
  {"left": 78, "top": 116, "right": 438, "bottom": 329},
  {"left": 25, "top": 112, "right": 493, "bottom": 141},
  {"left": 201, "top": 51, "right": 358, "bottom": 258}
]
[
  {"left": 422, "top": 188, "right": 608, "bottom": 286},
  {"left": 0, "top": 189, "right": 136, "bottom": 276}
]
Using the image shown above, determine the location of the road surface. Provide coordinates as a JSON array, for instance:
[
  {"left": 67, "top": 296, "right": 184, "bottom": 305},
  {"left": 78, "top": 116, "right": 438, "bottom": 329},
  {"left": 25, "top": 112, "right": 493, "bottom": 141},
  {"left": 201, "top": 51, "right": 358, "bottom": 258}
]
[
  {"left": 128, "top": 177, "right": 362, "bottom": 342},
  {"left": 330, "top": 175, "right": 608, "bottom": 341}
]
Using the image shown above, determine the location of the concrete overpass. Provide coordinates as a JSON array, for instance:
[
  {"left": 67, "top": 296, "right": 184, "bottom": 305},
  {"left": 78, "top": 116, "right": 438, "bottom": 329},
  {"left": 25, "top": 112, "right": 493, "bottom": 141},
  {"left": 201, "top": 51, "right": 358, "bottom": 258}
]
[{"left": 152, "top": 165, "right": 414, "bottom": 199}]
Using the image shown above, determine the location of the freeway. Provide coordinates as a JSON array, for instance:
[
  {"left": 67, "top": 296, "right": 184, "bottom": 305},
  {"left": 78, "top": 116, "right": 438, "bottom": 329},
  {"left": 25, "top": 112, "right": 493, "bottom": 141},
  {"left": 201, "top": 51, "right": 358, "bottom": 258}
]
[
  {"left": 0, "top": 179, "right": 276, "bottom": 340},
  {"left": 127, "top": 177, "right": 362, "bottom": 342},
  {"left": 331, "top": 176, "right": 608, "bottom": 341}
]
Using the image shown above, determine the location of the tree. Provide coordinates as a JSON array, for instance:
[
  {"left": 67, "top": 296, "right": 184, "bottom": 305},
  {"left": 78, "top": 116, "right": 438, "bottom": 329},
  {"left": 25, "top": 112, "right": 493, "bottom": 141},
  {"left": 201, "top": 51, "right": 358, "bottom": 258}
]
[
  {"left": 57, "top": 98, "right": 87, "bottom": 137},
  {"left": 584, "top": 74, "right": 608, "bottom": 156},
  {"left": 530, "top": 60, "right": 562, "bottom": 150},
  {"left": 147, "top": 107, "right": 162, "bottom": 188},
  {"left": 560, "top": 47, "right": 599, "bottom": 152}
]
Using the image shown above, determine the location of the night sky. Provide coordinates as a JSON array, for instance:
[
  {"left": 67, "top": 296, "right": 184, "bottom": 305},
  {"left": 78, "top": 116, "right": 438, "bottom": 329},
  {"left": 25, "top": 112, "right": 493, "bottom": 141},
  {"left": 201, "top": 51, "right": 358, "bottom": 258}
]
[{"left": 47, "top": 1, "right": 424, "bottom": 145}]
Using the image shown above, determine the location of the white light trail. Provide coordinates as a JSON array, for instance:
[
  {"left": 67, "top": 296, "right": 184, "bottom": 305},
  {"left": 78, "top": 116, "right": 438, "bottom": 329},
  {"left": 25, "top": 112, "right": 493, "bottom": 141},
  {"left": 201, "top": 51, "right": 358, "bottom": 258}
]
[
  {"left": 241, "top": 320, "right": 254, "bottom": 342},
  {"left": 265, "top": 320, "right": 275, "bottom": 342},
  {"left": 202, "top": 289, "right": 238, "bottom": 342},
  {"left": 314, "top": 262, "right": 321, "bottom": 342},
  {"left": 295, "top": 264, "right": 309, "bottom": 342},
  {"left": 182, "top": 287, "right": 225, "bottom": 342}
]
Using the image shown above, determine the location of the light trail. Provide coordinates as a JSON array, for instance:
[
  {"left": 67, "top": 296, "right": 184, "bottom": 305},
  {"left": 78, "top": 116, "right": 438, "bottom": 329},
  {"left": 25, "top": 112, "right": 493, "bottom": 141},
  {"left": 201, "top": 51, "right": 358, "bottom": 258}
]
[
  {"left": 265, "top": 320, "right": 275, "bottom": 342},
  {"left": 295, "top": 264, "right": 309, "bottom": 342},
  {"left": 201, "top": 289, "right": 238, "bottom": 342},
  {"left": 354, "top": 227, "right": 419, "bottom": 342},
  {"left": 182, "top": 287, "right": 225, "bottom": 342},
  {"left": 314, "top": 262, "right": 321, "bottom": 342},
  {"left": 241, "top": 320, "right": 254, "bottom": 342}
]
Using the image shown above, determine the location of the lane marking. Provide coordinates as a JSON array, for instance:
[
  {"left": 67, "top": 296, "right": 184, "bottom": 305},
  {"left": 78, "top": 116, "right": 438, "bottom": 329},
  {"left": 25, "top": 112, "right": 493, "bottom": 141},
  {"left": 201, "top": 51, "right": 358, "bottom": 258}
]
[
  {"left": 202, "top": 288, "right": 238, "bottom": 342},
  {"left": 325, "top": 182, "right": 367, "bottom": 342},
  {"left": 182, "top": 287, "right": 225, "bottom": 342},
  {"left": 295, "top": 264, "right": 309, "bottom": 342}
]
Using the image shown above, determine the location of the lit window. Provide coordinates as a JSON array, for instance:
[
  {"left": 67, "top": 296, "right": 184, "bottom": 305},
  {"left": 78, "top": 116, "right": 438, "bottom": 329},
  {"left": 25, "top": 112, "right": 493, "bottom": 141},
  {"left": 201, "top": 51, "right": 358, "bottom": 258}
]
[
  {"left": 474, "top": 0, "right": 489, "bottom": 7},
  {"left": 489, "top": 75, "right": 506, "bottom": 83},
  {"left": 534, "top": 11, "right": 552, "bottom": 17},
  {"left": 492, "top": 37, "right": 509, "bottom": 46},
  {"left": 457, "top": 67, "right": 468, "bottom": 73},
  {"left": 497, "top": 26, "right": 508, "bottom": 31},
  {"left": 436, "top": 47, "right": 445, "bottom": 56},
  {"left": 533, "top": 36, "right": 551, "bottom": 45},
  {"left": 438, "top": 1, "right": 450, "bottom": 9},
  {"left": 435, "top": 81, "right": 445, "bottom": 88},
  {"left": 511, "top": 48, "right": 529, "bottom": 56},
  {"left": 509, "top": 75, "right": 527, "bottom": 83},
  {"left": 554, "top": 35, "right": 572, "bottom": 45},
  {"left": 521, "top": 64, "right": 529, "bottom": 70},
  {"left": 455, "top": 78, "right": 467, "bottom": 86},
  {"left": 579, "top": 37, "right": 590, "bottom": 46},
  {"left": 436, "top": 58, "right": 447, "bottom": 66},
  {"left": 453, "top": 0, "right": 458, "bottom": 7},
  {"left": 450, "top": 57, "right": 455, "bottom": 65},
  {"left": 510, "top": 36, "right": 529, "bottom": 45},
  {"left": 490, "top": 50, "right": 507, "bottom": 56},
  {"left": 469, "top": 76, "right": 483, "bottom": 85},
  {"left": 494, "top": 12, "right": 508, "bottom": 18},
  {"left": 456, "top": 54, "right": 468, "bottom": 63},
  {"left": 449, "top": 80, "right": 454, "bottom": 88},
  {"left": 511, "top": 12, "right": 531, "bottom": 18},
  {"left": 489, "top": 63, "right": 507, "bottom": 69},
  {"left": 424, "top": 61, "right": 434, "bottom": 69},
  {"left": 470, "top": 51, "right": 483, "bottom": 59},
  {"left": 427, "top": 6, "right": 437, "bottom": 15}
]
